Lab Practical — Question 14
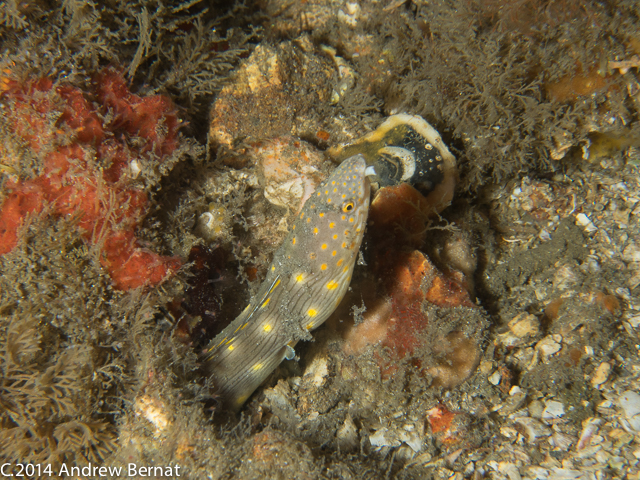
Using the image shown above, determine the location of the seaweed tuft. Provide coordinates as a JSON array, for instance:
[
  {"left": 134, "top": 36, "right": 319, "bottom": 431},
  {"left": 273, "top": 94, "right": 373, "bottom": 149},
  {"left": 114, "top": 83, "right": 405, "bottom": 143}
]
[{"left": 0, "top": 218, "right": 123, "bottom": 466}]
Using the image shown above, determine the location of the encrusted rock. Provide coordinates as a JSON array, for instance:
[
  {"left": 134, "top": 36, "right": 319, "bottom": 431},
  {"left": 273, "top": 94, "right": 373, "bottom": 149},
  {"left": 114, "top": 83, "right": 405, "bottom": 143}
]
[
  {"left": 252, "top": 136, "right": 327, "bottom": 213},
  {"left": 134, "top": 395, "right": 172, "bottom": 437},
  {"left": 209, "top": 40, "right": 336, "bottom": 151}
]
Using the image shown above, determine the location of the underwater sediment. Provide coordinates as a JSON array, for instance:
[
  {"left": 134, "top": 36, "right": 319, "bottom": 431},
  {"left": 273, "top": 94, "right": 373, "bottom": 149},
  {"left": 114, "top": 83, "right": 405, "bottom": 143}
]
[{"left": 1, "top": 1, "right": 640, "bottom": 479}]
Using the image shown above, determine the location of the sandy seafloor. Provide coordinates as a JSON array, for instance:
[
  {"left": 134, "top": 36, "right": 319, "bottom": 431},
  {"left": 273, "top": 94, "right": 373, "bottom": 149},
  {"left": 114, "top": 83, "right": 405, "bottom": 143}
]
[{"left": 1, "top": 1, "right": 640, "bottom": 479}]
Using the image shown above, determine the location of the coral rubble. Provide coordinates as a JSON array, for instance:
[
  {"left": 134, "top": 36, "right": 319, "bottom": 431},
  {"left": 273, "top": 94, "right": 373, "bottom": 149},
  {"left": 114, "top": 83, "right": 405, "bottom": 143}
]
[{"left": 3, "top": 0, "right": 640, "bottom": 478}]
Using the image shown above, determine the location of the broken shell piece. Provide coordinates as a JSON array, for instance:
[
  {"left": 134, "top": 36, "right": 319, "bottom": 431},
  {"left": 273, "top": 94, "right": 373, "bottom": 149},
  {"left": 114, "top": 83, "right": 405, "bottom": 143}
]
[
  {"left": 336, "top": 415, "right": 359, "bottom": 450},
  {"left": 542, "top": 400, "right": 566, "bottom": 422},
  {"left": 371, "top": 423, "right": 425, "bottom": 454},
  {"left": 513, "top": 417, "right": 552, "bottom": 443},
  {"left": 263, "top": 380, "right": 300, "bottom": 424},
  {"left": 321, "top": 45, "right": 356, "bottom": 104},
  {"left": 619, "top": 391, "right": 640, "bottom": 433},
  {"left": 129, "top": 159, "right": 142, "bottom": 178},
  {"left": 197, "top": 203, "right": 232, "bottom": 242},
  {"left": 590, "top": 361, "right": 612, "bottom": 388},
  {"left": 369, "top": 427, "right": 400, "bottom": 449},
  {"left": 575, "top": 213, "right": 598, "bottom": 233},
  {"left": 329, "top": 114, "right": 456, "bottom": 214},
  {"left": 577, "top": 417, "right": 602, "bottom": 450},
  {"left": 264, "top": 178, "right": 304, "bottom": 210},
  {"left": 549, "top": 430, "right": 575, "bottom": 449},
  {"left": 302, "top": 355, "right": 330, "bottom": 388},
  {"left": 253, "top": 136, "right": 325, "bottom": 212}
]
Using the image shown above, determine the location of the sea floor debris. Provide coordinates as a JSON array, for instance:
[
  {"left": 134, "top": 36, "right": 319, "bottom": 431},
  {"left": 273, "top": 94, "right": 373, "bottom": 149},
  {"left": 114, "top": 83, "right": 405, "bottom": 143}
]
[{"left": 2, "top": 0, "right": 640, "bottom": 479}]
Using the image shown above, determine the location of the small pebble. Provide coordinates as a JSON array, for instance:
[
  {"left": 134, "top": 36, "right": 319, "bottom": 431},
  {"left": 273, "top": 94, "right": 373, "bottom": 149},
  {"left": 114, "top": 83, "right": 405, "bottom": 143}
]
[
  {"left": 590, "top": 361, "right": 612, "bottom": 388},
  {"left": 536, "top": 336, "right": 562, "bottom": 359},
  {"left": 509, "top": 312, "right": 540, "bottom": 337},
  {"left": 488, "top": 370, "right": 502, "bottom": 385}
]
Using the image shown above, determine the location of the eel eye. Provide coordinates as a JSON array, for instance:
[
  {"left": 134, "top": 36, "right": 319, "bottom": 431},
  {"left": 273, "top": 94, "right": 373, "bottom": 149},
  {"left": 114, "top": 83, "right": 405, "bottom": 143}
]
[{"left": 342, "top": 202, "right": 354, "bottom": 213}]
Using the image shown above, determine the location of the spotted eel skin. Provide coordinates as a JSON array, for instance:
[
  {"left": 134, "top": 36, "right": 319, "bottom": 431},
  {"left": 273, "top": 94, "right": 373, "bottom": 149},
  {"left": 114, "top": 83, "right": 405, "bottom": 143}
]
[{"left": 203, "top": 154, "right": 371, "bottom": 410}]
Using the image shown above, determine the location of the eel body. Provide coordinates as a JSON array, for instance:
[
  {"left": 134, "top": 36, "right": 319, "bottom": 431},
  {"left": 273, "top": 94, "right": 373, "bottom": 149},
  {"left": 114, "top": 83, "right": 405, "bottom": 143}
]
[{"left": 203, "top": 154, "right": 371, "bottom": 410}]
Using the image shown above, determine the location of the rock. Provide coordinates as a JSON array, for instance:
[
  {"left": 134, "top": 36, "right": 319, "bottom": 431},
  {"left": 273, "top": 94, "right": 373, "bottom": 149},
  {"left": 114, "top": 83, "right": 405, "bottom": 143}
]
[
  {"left": 426, "top": 404, "right": 476, "bottom": 449},
  {"left": 134, "top": 395, "right": 172, "bottom": 436},
  {"left": 209, "top": 41, "right": 335, "bottom": 151},
  {"left": 338, "top": 249, "right": 481, "bottom": 388}
]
